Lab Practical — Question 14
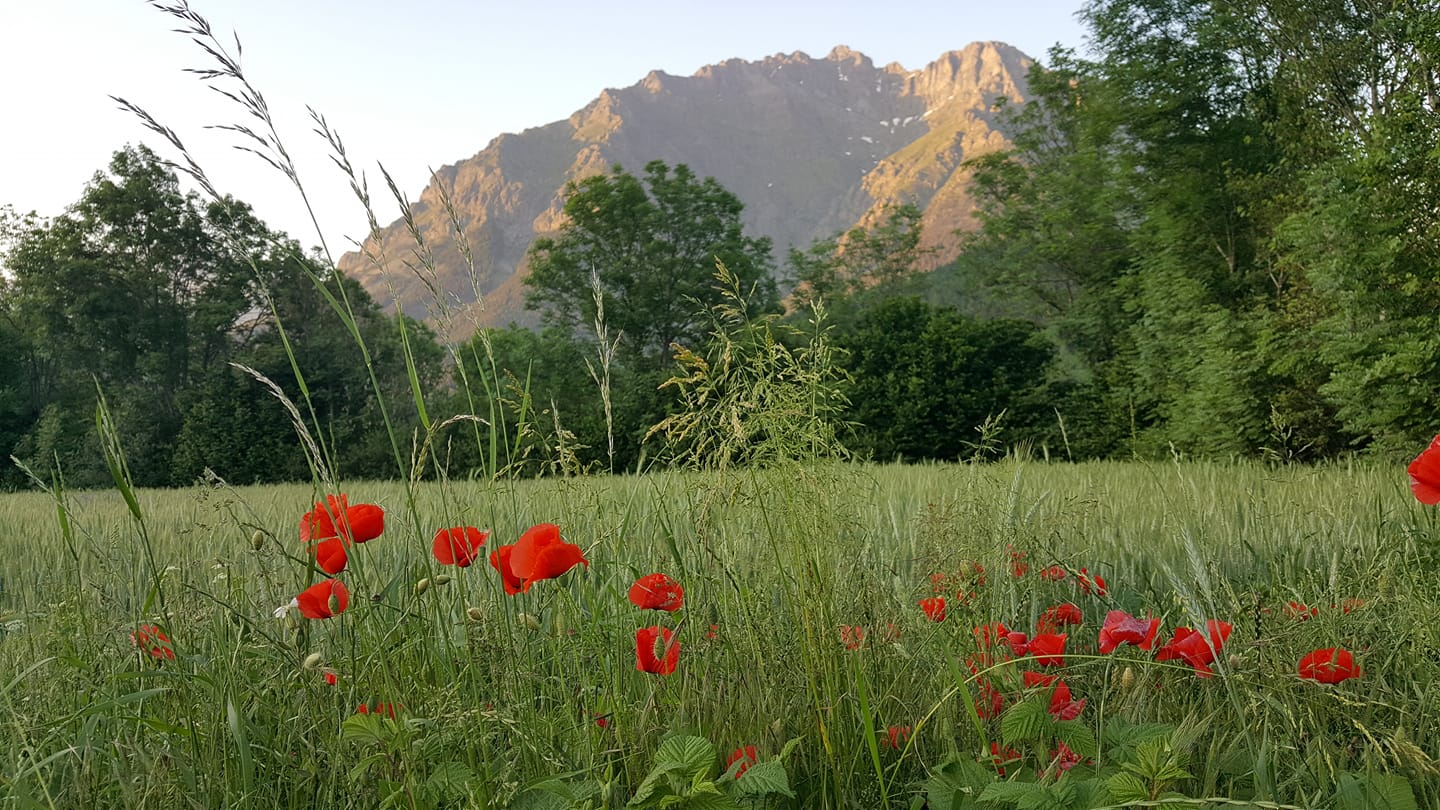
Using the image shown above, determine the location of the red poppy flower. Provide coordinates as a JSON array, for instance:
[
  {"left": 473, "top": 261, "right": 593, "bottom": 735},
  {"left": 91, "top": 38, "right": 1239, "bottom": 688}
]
[
  {"left": 706, "top": 624, "right": 719, "bottom": 640},
  {"left": 1005, "top": 630, "right": 1030, "bottom": 659},
  {"left": 1008, "top": 547, "right": 1029, "bottom": 577},
  {"left": 594, "top": 713, "right": 610, "bottom": 728},
  {"left": 973, "top": 622, "right": 1008, "bottom": 649},
  {"left": 1023, "top": 670, "right": 1058, "bottom": 688},
  {"left": 1077, "top": 568, "right": 1108, "bottom": 596},
  {"left": 299, "top": 494, "right": 384, "bottom": 545},
  {"left": 1155, "top": 620, "right": 1232, "bottom": 677},
  {"left": 1051, "top": 741, "right": 1082, "bottom": 772},
  {"left": 1099, "top": 610, "right": 1161, "bottom": 654},
  {"left": 312, "top": 537, "right": 348, "bottom": 575},
  {"left": 1047, "top": 680, "right": 1086, "bottom": 720},
  {"left": 1284, "top": 601, "right": 1318, "bottom": 621},
  {"left": 929, "top": 572, "right": 951, "bottom": 594},
  {"left": 975, "top": 679, "right": 1004, "bottom": 718},
  {"left": 839, "top": 625, "right": 865, "bottom": 650},
  {"left": 1038, "top": 603, "right": 1083, "bottom": 634},
  {"left": 509, "top": 523, "right": 588, "bottom": 592},
  {"left": 1027, "top": 633, "right": 1067, "bottom": 666},
  {"left": 295, "top": 579, "right": 350, "bottom": 619},
  {"left": 323, "top": 670, "right": 338, "bottom": 686},
  {"left": 1408, "top": 435, "right": 1440, "bottom": 504},
  {"left": 991, "top": 742, "right": 1022, "bottom": 776},
  {"left": 919, "top": 596, "right": 947, "bottom": 622},
  {"left": 883, "top": 623, "right": 903, "bottom": 642},
  {"left": 488, "top": 544, "right": 523, "bottom": 595},
  {"left": 726, "top": 745, "right": 758, "bottom": 778},
  {"left": 129, "top": 624, "right": 175, "bottom": 660},
  {"left": 1298, "top": 647, "right": 1361, "bottom": 684},
  {"left": 1338, "top": 598, "right": 1365, "bottom": 613},
  {"left": 356, "top": 702, "right": 399, "bottom": 719},
  {"left": 885, "top": 725, "right": 912, "bottom": 750},
  {"left": 635, "top": 626, "right": 680, "bottom": 675},
  {"left": 431, "top": 526, "right": 488, "bottom": 567},
  {"left": 1040, "top": 565, "right": 1068, "bottom": 581},
  {"left": 628, "top": 573, "right": 685, "bottom": 612}
]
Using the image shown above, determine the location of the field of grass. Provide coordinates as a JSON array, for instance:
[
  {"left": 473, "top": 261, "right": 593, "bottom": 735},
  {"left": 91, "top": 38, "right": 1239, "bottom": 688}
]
[{"left": 2, "top": 458, "right": 1437, "bottom": 808}]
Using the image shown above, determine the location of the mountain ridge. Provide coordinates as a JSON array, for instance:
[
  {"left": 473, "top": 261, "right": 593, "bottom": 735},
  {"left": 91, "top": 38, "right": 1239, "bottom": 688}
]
[{"left": 337, "top": 41, "right": 1033, "bottom": 337}]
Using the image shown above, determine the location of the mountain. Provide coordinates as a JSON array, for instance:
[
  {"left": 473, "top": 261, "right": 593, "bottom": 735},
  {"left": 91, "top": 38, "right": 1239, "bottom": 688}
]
[{"left": 337, "top": 41, "right": 1032, "bottom": 337}]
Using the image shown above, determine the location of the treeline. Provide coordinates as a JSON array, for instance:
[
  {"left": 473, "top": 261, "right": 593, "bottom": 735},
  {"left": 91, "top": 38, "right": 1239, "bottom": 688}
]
[
  {"left": 3, "top": 1, "right": 1435, "bottom": 488},
  {"left": 0, "top": 148, "right": 1057, "bottom": 489}
]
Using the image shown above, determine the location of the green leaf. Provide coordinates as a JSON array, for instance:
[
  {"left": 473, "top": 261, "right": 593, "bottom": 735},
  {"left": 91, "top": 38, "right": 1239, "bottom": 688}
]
[
  {"left": 654, "top": 736, "right": 717, "bottom": 781},
  {"left": 1000, "top": 696, "right": 1051, "bottom": 747},
  {"left": 1336, "top": 772, "right": 1416, "bottom": 810},
  {"left": 340, "top": 714, "right": 393, "bottom": 747},
  {"left": 628, "top": 761, "right": 680, "bottom": 808},
  {"left": 225, "top": 697, "right": 254, "bottom": 795},
  {"left": 729, "top": 760, "right": 794, "bottom": 798},
  {"left": 1106, "top": 772, "right": 1148, "bottom": 804},
  {"left": 1053, "top": 720, "right": 1097, "bottom": 760},
  {"left": 980, "top": 781, "right": 1057, "bottom": 810},
  {"left": 924, "top": 756, "right": 991, "bottom": 810}
]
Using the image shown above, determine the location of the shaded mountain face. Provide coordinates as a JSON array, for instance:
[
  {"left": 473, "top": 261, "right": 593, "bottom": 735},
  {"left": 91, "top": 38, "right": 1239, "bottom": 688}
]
[{"left": 337, "top": 42, "right": 1032, "bottom": 337}]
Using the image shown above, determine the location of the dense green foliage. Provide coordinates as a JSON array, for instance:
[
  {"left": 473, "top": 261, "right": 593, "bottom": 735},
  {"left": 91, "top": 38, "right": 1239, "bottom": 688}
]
[
  {"left": 962, "top": 0, "right": 1440, "bottom": 460},
  {"left": 525, "top": 160, "right": 779, "bottom": 370},
  {"left": 0, "top": 146, "right": 438, "bottom": 489}
]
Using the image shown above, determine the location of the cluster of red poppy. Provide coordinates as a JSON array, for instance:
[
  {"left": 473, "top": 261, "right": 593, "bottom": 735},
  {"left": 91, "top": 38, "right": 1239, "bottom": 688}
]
[
  {"left": 275, "top": 494, "right": 386, "bottom": 621},
  {"left": 629, "top": 572, "right": 683, "bottom": 675},
  {"left": 130, "top": 624, "right": 175, "bottom": 660}
]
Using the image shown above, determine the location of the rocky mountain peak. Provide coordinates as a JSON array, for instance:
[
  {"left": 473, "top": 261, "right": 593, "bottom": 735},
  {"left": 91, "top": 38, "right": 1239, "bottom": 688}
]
[{"left": 338, "top": 43, "right": 1033, "bottom": 338}]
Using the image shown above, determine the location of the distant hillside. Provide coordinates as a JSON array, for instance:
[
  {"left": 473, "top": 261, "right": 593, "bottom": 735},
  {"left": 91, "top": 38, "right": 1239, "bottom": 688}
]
[{"left": 337, "top": 42, "right": 1032, "bottom": 337}]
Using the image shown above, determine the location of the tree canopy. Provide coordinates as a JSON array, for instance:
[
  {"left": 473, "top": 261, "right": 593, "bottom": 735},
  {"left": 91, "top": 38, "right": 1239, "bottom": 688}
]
[{"left": 524, "top": 160, "right": 778, "bottom": 369}]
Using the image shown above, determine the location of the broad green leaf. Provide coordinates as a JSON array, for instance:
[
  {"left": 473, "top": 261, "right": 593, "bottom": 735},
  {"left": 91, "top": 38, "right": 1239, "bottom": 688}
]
[
  {"left": 654, "top": 736, "right": 717, "bottom": 781},
  {"left": 729, "top": 760, "right": 794, "bottom": 798},
  {"left": 1000, "top": 697, "right": 1051, "bottom": 747}
]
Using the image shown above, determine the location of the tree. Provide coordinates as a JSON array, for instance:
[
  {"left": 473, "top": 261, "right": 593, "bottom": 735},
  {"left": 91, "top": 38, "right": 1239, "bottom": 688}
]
[
  {"left": 525, "top": 160, "right": 778, "bottom": 368},
  {"left": 1, "top": 145, "right": 445, "bottom": 486},
  {"left": 788, "top": 203, "right": 935, "bottom": 306},
  {"left": 837, "top": 298, "right": 1056, "bottom": 461}
]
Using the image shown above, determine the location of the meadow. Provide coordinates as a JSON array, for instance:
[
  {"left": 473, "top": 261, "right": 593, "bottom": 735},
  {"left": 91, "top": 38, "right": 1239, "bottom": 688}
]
[{"left": 1, "top": 457, "right": 1436, "bottom": 808}]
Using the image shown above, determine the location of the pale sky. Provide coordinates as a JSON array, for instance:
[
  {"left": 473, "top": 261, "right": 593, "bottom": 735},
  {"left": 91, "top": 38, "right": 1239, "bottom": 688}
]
[{"left": 2, "top": 0, "right": 1089, "bottom": 258}]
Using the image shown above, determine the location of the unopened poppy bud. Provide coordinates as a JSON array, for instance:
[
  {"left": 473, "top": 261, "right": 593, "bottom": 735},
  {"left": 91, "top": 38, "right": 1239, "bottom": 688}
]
[
  {"left": 1120, "top": 666, "right": 1135, "bottom": 690},
  {"left": 434, "top": 574, "right": 452, "bottom": 586},
  {"left": 1228, "top": 653, "right": 1242, "bottom": 670},
  {"left": 302, "top": 652, "right": 323, "bottom": 670},
  {"left": 518, "top": 613, "right": 541, "bottom": 631},
  {"left": 772, "top": 719, "right": 783, "bottom": 737},
  {"left": 327, "top": 593, "right": 341, "bottom": 615},
  {"left": 466, "top": 606, "right": 484, "bottom": 622},
  {"left": 415, "top": 578, "right": 431, "bottom": 596},
  {"left": 251, "top": 530, "right": 265, "bottom": 551}
]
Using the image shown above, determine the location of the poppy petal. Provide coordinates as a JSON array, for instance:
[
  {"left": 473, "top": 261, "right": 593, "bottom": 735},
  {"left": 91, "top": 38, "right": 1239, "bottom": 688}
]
[
  {"left": 489, "top": 544, "right": 523, "bottom": 595},
  {"left": 345, "top": 504, "right": 385, "bottom": 543},
  {"left": 1408, "top": 435, "right": 1440, "bottom": 504},
  {"left": 313, "top": 537, "right": 348, "bottom": 575}
]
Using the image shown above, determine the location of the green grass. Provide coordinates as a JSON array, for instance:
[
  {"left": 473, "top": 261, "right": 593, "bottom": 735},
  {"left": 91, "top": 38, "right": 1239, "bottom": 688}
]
[{"left": 1, "top": 459, "right": 1436, "bottom": 807}]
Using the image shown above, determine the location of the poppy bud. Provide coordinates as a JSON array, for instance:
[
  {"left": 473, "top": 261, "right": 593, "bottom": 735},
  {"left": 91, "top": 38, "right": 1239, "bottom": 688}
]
[
  {"left": 466, "top": 606, "right": 484, "bottom": 622},
  {"left": 1120, "top": 666, "right": 1135, "bottom": 690},
  {"left": 434, "top": 574, "right": 452, "bottom": 586},
  {"left": 327, "top": 593, "right": 341, "bottom": 615},
  {"left": 415, "top": 578, "right": 431, "bottom": 596},
  {"left": 251, "top": 530, "right": 265, "bottom": 551},
  {"left": 518, "top": 613, "right": 541, "bottom": 631},
  {"left": 302, "top": 652, "right": 323, "bottom": 670},
  {"left": 1228, "top": 653, "right": 1242, "bottom": 670},
  {"left": 772, "top": 719, "right": 783, "bottom": 737}
]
